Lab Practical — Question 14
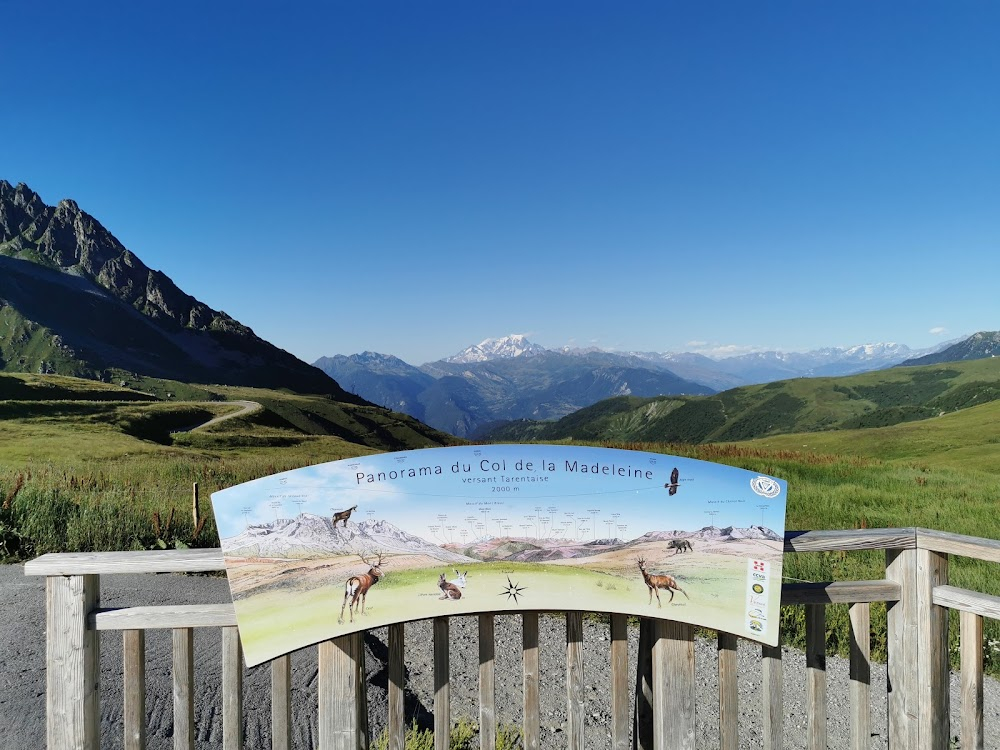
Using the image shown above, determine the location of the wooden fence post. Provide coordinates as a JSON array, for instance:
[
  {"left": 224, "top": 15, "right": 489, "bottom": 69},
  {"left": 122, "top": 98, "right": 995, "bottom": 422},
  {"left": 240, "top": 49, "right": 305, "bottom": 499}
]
[
  {"left": 633, "top": 618, "right": 653, "bottom": 750},
  {"left": 192, "top": 482, "right": 199, "bottom": 530},
  {"left": 915, "top": 547, "right": 949, "bottom": 750},
  {"left": 46, "top": 574, "right": 100, "bottom": 750},
  {"left": 886, "top": 546, "right": 918, "bottom": 750},
  {"left": 652, "top": 620, "right": 695, "bottom": 750},
  {"left": 319, "top": 634, "right": 362, "bottom": 750}
]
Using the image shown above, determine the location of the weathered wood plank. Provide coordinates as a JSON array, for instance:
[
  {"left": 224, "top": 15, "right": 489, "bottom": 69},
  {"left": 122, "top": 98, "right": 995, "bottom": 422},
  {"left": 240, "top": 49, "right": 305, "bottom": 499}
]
[
  {"left": 222, "top": 627, "right": 243, "bottom": 750},
  {"left": 886, "top": 548, "right": 918, "bottom": 750},
  {"left": 522, "top": 613, "right": 540, "bottom": 750},
  {"left": 318, "top": 635, "right": 361, "bottom": 750},
  {"left": 270, "top": 655, "right": 291, "bottom": 750},
  {"left": 610, "top": 614, "right": 628, "bottom": 750},
  {"left": 762, "top": 643, "right": 783, "bottom": 750},
  {"left": 717, "top": 632, "right": 738, "bottom": 750},
  {"left": 26, "top": 548, "right": 226, "bottom": 575},
  {"left": 784, "top": 528, "right": 916, "bottom": 553},
  {"left": 92, "top": 603, "right": 237, "bottom": 630},
  {"left": 172, "top": 628, "right": 194, "bottom": 750},
  {"left": 388, "top": 623, "right": 405, "bottom": 750},
  {"left": 634, "top": 618, "right": 653, "bottom": 750},
  {"left": 806, "top": 604, "right": 826, "bottom": 750},
  {"left": 652, "top": 620, "right": 695, "bottom": 750},
  {"left": 479, "top": 614, "right": 496, "bottom": 750},
  {"left": 849, "top": 603, "right": 870, "bottom": 750},
  {"left": 916, "top": 548, "right": 950, "bottom": 749},
  {"left": 917, "top": 528, "right": 1000, "bottom": 564},
  {"left": 566, "top": 612, "right": 585, "bottom": 750},
  {"left": 933, "top": 584, "right": 1000, "bottom": 620},
  {"left": 781, "top": 579, "right": 900, "bottom": 604},
  {"left": 123, "top": 629, "right": 146, "bottom": 750},
  {"left": 358, "top": 634, "right": 369, "bottom": 750},
  {"left": 46, "top": 574, "right": 100, "bottom": 750},
  {"left": 433, "top": 618, "right": 450, "bottom": 750},
  {"left": 960, "top": 610, "right": 985, "bottom": 750}
]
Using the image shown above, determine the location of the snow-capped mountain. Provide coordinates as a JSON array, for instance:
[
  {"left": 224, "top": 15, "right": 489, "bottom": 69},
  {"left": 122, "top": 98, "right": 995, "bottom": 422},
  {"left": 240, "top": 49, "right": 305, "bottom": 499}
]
[
  {"left": 221, "top": 514, "right": 475, "bottom": 562},
  {"left": 444, "top": 334, "right": 547, "bottom": 363},
  {"left": 312, "top": 333, "right": 960, "bottom": 438}
]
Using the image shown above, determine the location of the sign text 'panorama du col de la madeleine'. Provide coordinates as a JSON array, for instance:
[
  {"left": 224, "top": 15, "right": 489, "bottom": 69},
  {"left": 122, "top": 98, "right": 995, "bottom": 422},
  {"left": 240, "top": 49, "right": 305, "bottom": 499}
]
[{"left": 210, "top": 444, "right": 787, "bottom": 667}]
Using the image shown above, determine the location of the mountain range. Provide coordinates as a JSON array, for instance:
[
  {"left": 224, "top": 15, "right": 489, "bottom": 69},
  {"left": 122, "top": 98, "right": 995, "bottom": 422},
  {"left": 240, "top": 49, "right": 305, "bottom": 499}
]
[
  {"left": 485, "top": 355, "right": 1000, "bottom": 445},
  {"left": 222, "top": 514, "right": 475, "bottom": 562},
  {"left": 314, "top": 335, "right": 951, "bottom": 438},
  {"left": 0, "top": 181, "right": 353, "bottom": 397}
]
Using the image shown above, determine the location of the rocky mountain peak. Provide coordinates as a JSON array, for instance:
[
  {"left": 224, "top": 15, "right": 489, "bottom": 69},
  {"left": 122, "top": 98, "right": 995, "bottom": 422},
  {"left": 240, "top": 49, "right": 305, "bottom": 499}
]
[
  {"left": 446, "top": 334, "right": 547, "bottom": 363},
  {"left": 0, "top": 180, "right": 358, "bottom": 396}
]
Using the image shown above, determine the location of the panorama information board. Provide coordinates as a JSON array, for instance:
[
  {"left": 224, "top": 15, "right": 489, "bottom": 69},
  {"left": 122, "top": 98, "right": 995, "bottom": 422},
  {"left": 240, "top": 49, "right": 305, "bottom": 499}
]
[{"left": 211, "top": 444, "right": 787, "bottom": 667}]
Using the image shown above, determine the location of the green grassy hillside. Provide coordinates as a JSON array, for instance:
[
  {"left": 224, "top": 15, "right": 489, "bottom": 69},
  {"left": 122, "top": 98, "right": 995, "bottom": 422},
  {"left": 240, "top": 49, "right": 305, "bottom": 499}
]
[
  {"left": 0, "top": 372, "right": 458, "bottom": 560},
  {"left": 488, "top": 358, "right": 1000, "bottom": 444}
]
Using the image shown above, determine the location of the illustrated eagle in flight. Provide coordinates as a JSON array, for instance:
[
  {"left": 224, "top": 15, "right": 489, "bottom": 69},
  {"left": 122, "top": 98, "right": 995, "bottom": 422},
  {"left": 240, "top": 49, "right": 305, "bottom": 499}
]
[{"left": 664, "top": 467, "right": 680, "bottom": 496}]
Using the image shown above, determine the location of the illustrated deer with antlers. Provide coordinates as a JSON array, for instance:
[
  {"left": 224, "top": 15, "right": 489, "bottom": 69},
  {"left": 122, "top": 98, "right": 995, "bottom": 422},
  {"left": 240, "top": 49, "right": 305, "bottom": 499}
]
[
  {"left": 338, "top": 550, "right": 384, "bottom": 624},
  {"left": 637, "top": 557, "right": 689, "bottom": 607},
  {"left": 332, "top": 505, "right": 358, "bottom": 528}
]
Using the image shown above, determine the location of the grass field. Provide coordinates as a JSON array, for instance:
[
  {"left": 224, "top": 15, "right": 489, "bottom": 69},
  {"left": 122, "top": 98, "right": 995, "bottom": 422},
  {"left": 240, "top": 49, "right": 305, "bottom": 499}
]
[{"left": 0, "top": 373, "right": 453, "bottom": 558}]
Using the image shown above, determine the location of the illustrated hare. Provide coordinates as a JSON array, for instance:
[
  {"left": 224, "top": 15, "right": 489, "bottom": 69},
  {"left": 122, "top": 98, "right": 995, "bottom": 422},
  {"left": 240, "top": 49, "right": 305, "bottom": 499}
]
[
  {"left": 438, "top": 573, "right": 462, "bottom": 600},
  {"left": 450, "top": 569, "right": 468, "bottom": 588}
]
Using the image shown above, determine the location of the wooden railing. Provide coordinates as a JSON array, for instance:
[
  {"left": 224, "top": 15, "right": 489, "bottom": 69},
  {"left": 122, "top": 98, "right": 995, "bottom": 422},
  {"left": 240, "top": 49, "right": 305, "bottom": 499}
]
[{"left": 23, "top": 527, "right": 1000, "bottom": 750}]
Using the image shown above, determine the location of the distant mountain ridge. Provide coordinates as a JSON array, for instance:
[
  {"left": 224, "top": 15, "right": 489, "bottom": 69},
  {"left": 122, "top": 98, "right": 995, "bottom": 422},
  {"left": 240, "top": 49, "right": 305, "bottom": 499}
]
[
  {"left": 484, "top": 355, "right": 1000, "bottom": 445},
  {"left": 314, "top": 334, "right": 951, "bottom": 437},
  {"left": 898, "top": 331, "right": 1000, "bottom": 367},
  {"left": 0, "top": 180, "right": 356, "bottom": 397},
  {"left": 316, "top": 337, "right": 714, "bottom": 437}
]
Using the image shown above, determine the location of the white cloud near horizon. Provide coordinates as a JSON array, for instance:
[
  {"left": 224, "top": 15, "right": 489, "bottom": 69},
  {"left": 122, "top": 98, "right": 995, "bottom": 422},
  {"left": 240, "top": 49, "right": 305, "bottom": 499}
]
[
  {"left": 929, "top": 326, "right": 948, "bottom": 336},
  {"left": 685, "top": 342, "right": 768, "bottom": 359}
]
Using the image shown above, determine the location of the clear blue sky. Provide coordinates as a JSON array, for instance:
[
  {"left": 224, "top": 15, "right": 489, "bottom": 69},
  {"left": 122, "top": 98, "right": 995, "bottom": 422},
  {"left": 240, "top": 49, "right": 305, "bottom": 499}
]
[{"left": 4, "top": 2, "right": 999, "bottom": 365}]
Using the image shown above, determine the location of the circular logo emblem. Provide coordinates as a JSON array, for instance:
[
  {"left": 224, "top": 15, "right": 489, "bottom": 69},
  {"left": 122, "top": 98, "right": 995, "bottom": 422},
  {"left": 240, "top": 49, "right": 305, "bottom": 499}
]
[
  {"left": 752, "top": 583, "right": 764, "bottom": 594},
  {"left": 749, "top": 620, "right": 763, "bottom": 632},
  {"left": 750, "top": 476, "right": 781, "bottom": 498}
]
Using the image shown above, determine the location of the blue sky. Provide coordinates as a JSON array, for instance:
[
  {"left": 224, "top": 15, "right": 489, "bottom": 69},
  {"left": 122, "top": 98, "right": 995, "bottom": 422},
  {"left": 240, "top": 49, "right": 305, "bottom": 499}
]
[{"left": 4, "top": 2, "right": 999, "bottom": 365}]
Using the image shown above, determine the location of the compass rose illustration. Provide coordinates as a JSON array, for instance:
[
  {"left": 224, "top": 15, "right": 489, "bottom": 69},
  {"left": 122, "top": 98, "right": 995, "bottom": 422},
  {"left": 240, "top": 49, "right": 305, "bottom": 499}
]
[{"left": 499, "top": 576, "right": 527, "bottom": 604}]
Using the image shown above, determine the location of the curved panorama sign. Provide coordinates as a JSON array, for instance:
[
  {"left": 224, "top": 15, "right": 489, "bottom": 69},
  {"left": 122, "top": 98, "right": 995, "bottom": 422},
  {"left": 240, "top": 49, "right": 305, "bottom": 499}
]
[{"left": 211, "top": 445, "right": 787, "bottom": 667}]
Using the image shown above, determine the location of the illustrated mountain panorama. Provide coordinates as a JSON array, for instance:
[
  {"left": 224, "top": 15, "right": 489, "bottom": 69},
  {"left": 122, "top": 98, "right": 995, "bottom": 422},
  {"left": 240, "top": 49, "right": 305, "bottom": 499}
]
[
  {"left": 222, "top": 512, "right": 782, "bottom": 563},
  {"left": 4, "top": 180, "right": 997, "bottom": 446}
]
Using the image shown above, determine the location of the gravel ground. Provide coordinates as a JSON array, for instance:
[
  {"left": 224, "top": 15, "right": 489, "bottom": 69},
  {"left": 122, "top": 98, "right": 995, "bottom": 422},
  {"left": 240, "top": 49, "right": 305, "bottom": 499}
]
[{"left": 3, "top": 564, "right": 998, "bottom": 749}]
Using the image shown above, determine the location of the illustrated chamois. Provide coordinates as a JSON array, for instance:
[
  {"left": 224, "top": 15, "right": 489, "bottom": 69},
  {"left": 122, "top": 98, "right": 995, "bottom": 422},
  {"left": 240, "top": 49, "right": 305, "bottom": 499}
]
[
  {"left": 637, "top": 557, "right": 689, "bottom": 607},
  {"left": 332, "top": 505, "right": 358, "bottom": 528},
  {"left": 668, "top": 539, "right": 693, "bottom": 553},
  {"left": 338, "top": 551, "right": 384, "bottom": 624},
  {"left": 438, "top": 573, "right": 462, "bottom": 600}
]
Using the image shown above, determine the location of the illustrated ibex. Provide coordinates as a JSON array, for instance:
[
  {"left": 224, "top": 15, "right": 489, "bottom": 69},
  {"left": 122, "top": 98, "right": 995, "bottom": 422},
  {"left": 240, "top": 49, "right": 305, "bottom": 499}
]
[
  {"left": 438, "top": 573, "right": 462, "bottom": 600},
  {"left": 637, "top": 557, "right": 689, "bottom": 607},
  {"left": 338, "top": 550, "right": 384, "bottom": 624},
  {"left": 668, "top": 539, "right": 693, "bottom": 553},
  {"left": 332, "top": 505, "right": 358, "bottom": 528}
]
